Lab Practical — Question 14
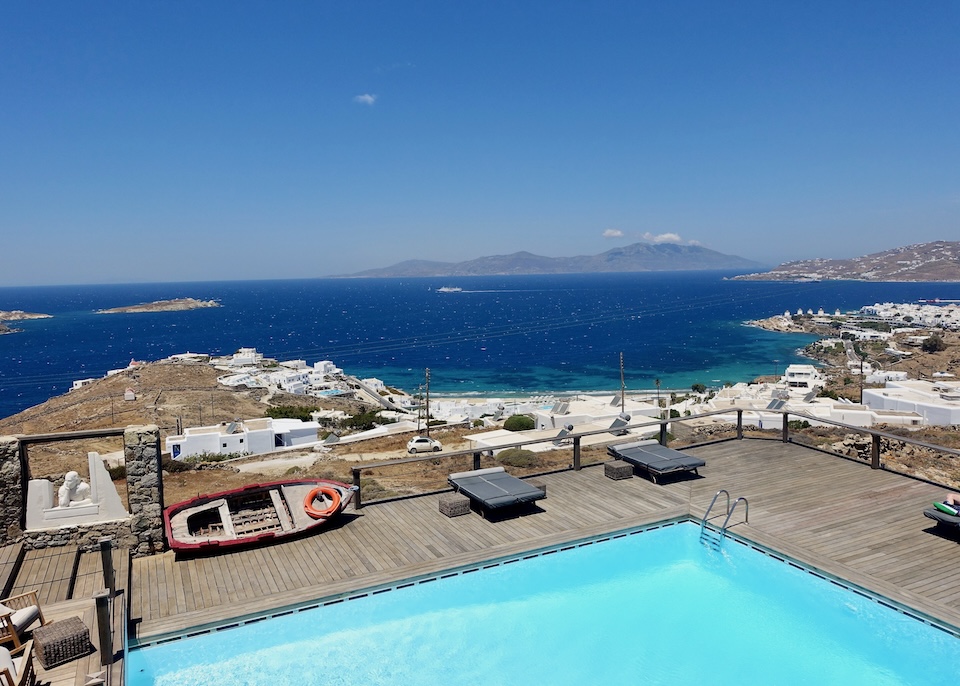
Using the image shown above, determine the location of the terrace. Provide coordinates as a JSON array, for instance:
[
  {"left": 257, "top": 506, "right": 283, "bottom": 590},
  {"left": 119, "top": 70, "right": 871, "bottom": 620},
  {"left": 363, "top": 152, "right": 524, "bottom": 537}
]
[{"left": 5, "top": 411, "right": 960, "bottom": 684}]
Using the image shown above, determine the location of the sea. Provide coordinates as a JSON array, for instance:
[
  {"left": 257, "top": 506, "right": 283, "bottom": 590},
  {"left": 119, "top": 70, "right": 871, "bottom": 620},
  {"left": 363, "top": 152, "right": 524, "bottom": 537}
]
[{"left": 2, "top": 271, "right": 959, "bottom": 421}]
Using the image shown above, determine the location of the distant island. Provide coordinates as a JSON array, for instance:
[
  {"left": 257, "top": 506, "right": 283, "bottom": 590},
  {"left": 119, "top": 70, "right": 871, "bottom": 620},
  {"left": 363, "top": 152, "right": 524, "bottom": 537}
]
[
  {"left": 0, "top": 310, "right": 52, "bottom": 322},
  {"left": 0, "top": 310, "right": 52, "bottom": 335},
  {"left": 336, "top": 242, "right": 763, "bottom": 278},
  {"left": 733, "top": 241, "right": 960, "bottom": 282},
  {"left": 96, "top": 298, "right": 220, "bottom": 314}
]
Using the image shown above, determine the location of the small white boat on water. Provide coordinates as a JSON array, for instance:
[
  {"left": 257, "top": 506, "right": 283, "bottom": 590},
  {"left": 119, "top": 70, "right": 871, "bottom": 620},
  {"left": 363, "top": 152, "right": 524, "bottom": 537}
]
[{"left": 437, "top": 286, "right": 462, "bottom": 293}]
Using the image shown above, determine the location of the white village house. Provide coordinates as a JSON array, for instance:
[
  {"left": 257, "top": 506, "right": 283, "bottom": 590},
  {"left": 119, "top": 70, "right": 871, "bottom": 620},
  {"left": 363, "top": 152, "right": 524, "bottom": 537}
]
[
  {"left": 862, "top": 379, "right": 960, "bottom": 426},
  {"left": 165, "top": 417, "right": 321, "bottom": 460}
]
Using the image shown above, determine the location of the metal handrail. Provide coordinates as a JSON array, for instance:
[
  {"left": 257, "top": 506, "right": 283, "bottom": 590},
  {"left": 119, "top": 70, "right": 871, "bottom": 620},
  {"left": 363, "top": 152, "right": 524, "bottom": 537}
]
[
  {"left": 333, "top": 404, "right": 960, "bottom": 508},
  {"left": 700, "top": 489, "right": 730, "bottom": 534},
  {"left": 721, "top": 497, "right": 749, "bottom": 533}
]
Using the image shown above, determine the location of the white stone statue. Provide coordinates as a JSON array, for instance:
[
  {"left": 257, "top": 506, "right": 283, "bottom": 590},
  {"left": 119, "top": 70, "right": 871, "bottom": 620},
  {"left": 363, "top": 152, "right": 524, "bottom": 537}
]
[
  {"left": 25, "top": 452, "right": 129, "bottom": 530},
  {"left": 57, "top": 471, "right": 92, "bottom": 508}
]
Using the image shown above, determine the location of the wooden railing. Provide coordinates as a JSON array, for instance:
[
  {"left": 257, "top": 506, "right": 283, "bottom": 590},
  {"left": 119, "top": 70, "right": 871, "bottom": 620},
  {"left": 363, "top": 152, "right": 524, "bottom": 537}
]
[{"left": 350, "top": 408, "right": 960, "bottom": 508}]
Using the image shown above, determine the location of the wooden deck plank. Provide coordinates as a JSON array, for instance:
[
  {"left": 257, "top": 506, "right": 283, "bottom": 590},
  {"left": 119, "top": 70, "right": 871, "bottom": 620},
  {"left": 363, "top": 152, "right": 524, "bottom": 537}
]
[
  {"left": 126, "top": 441, "right": 960, "bottom": 643},
  {"left": 0, "top": 543, "right": 23, "bottom": 598},
  {"left": 70, "top": 546, "right": 130, "bottom": 600},
  {"left": 10, "top": 546, "right": 77, "bottom": 604}
]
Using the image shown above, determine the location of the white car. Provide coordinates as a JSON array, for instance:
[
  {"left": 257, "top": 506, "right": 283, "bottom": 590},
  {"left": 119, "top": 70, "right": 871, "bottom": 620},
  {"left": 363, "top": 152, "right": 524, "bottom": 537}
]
[{"left": 407, "top": 436, "right": 443, "bottom": 454}]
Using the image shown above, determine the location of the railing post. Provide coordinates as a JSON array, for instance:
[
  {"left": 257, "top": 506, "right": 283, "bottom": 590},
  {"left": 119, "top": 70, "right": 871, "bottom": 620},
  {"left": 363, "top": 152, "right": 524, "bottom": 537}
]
[
  {"left": 94, "top": 589, "right": 113, "bottom": 666},
  {"left": 871, "top": 434, "right": 881, "bottom": 469},
  {"left": 736, "top": 410, "right": 743, "bottom": 440},
  {"left": 659, "top": 421, "right": 668, "bottom": 446},
  {"left": 782, "top": 412, "right": 789, "bottom": 443},
  {"left": 352, "top": 468, "right": 362, "bottom": 509},
  {"left": 573, "top": 436, "right": 581, "bottom": 471},
  {"left": 473, "top": 452, "right": 481, "bottom": 470},
  {"left": 98, "top": 537, "right": 115, "bottom": 596}
]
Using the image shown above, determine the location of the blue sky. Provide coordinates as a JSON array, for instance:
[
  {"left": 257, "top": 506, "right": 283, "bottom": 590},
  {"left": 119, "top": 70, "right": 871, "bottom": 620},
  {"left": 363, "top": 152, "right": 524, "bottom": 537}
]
[{"left": 1, "top": 1, "right": 958, "bottom": 286}]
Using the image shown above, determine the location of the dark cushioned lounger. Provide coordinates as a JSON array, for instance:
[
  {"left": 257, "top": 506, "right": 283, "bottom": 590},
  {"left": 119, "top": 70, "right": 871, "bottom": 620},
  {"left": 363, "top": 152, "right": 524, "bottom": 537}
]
[
  {"left": 607, "top": 440, "right": 705, "bottom": 484},
  {"left": 448, "top": 467, "right": 546, "bottom": 513}
]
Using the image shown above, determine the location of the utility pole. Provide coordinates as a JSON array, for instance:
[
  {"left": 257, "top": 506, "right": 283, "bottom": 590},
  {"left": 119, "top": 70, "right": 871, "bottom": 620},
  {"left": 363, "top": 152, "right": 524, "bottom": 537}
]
[
  {"left": 860, "top": 353, "right": 865, "bottom": 403},
  {"left": 619, "top": 352, "right": 626, "bottom": 414},
  {"left": 424, "top": 368, "right": 431, "bottom": 438},
  {"left": 655, "top": 378, "right": 662, "bottom": 419}
]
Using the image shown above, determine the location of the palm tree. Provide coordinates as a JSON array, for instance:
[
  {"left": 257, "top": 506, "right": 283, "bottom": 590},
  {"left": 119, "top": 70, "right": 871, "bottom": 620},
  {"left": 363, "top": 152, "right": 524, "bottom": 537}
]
[{"left": 655, "top": 378, "right": 661, "bottom": 418}]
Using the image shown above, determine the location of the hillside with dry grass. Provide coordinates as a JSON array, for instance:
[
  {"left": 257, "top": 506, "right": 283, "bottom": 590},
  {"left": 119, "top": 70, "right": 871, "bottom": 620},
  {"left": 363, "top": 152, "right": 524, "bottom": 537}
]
[{"left": 0, "top": 361, "right": 369, "bottom": 493}]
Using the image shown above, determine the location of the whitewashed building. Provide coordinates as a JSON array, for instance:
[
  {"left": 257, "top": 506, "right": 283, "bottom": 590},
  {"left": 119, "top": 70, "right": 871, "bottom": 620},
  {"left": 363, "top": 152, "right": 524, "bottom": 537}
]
[
  {"left": 230, "top": 348, "right": 264, "bottom": 367},
  {"left": 781, "top": 364, "right": 824, "bottom": 391},
  {"left": 165, "top": 417, "right": 321, "bottom": 460},
  {"left": 862, "top": 380, "right": 960, "bottom": 426}
]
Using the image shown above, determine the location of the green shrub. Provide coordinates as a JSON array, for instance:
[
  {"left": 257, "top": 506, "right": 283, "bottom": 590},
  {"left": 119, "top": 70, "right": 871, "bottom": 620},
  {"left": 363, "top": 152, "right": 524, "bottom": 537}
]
[
  {"left": 922, "top": 334, "right": 947, "bottom": 353},
  {"left": 788, "top": 420, "right": 811, "bottom": 430},
  {"left": 669, "top": 409, "right": 681, "bottom": 419},
  {"left": 503, "top": 415, "right": 535, "bottom": 431},
  {"left": 496, "top": 448, "right": 539, "bottom": 468},
  {"left": 162, "top": 456, "right": 193, "bottom": 473},
  {"left": 341, "top": 410, "right": 387, "bottom": 431},
  {"left": 267, "top": 405, "right": 320, "bottom": 422},
  {"left": 472, "top": 419, "right": 484, "bottom": 428},
  {"left": 107, "top": 465, "right": 126, "bottom": 480},
  {"left": 359, "top": 477, "right": 398, "bottom": 502},
  {"left": 691, "top": 383, "right": 706, "bottom": 394},
  {"left": 181, "top": 451, "right": 245, "bottom": 465}
]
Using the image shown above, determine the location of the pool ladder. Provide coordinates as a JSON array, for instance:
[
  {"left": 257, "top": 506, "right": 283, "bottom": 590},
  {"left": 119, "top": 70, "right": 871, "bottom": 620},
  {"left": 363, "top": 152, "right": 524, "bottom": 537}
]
[{"left": 699, "top": 489, "right": 749, "bottom": 548}]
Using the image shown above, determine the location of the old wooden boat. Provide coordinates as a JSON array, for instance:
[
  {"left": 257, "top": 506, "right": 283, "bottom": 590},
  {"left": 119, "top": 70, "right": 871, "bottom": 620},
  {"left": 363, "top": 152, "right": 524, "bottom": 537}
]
[{"left": 163, "top": 478, "right": 358, "bottom": 553}]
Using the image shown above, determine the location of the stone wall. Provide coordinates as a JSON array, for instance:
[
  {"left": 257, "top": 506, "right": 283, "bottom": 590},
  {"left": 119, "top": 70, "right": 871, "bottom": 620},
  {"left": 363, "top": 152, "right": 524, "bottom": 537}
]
[
  {"left": 124, "top": 425, "right": 165, "bottom": 557},
  {"left": 0, "top": 425, "right": 166, "bottom": 558},
  {"left": 22, "top": 520, "right": 135, "bottom": 552},
  {"left": 0, "top": 436, "right": 23, "bottom": 542}
]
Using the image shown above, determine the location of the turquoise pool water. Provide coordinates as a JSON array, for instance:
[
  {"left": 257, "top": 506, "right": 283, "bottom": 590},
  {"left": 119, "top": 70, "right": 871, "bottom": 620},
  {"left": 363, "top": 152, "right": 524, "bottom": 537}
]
[{"left": 128, "top": 523, "right": 960, "bottom": 685}]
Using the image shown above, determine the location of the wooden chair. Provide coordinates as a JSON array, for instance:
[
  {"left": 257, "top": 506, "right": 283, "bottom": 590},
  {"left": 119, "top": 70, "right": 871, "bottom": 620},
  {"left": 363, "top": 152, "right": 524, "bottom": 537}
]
[
  {"left": 0, "top": 592, "right": 46, "bottom": 656},
  {"left": 0, "top": 639, "right": 35, "bottom": 686}
]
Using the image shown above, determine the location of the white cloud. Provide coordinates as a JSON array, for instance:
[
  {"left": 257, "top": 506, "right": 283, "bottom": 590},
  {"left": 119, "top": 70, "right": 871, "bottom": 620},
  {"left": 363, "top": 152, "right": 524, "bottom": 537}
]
[
  {"left": 642, "top": 232, "right": 684, "bottom": 244},
  {"left": 603, "top": 229, "right": 624, "bottom": 238},
  {"left": 353, "top": 94, "right": 377, "bottom": 105}
]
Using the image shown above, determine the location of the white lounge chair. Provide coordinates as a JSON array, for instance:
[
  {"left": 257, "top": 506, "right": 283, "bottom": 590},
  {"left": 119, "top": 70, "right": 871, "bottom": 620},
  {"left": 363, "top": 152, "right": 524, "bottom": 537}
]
[
  {"left": 0, "top": 639, "right": 35, "bottom": 686},
  {"left": 0, "top": 592, "right": 46, "bottom": 656}
]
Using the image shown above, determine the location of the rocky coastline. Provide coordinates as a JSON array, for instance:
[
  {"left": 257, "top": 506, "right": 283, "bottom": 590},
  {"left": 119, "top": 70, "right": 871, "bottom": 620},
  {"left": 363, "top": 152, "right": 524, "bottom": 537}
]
[
  {"left": 96, "top": 298, "right": 220, "bottom": 314},
  {"left": 0, "top": 310, "right": 52, "bottom": 335},
  {"left": 745, "top": 314, "right": 814, "bottom": 334}
]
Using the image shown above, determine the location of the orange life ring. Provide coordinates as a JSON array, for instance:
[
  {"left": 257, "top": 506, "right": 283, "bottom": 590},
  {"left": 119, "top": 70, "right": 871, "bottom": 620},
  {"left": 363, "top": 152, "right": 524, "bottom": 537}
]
[{"left": 304, "top": 486, "right": 342, "bottom": 519}]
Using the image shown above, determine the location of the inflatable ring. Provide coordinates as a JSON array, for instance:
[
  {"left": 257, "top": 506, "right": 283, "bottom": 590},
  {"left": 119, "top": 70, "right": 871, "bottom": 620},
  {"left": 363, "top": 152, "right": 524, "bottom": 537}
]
[{"left": 304, "top": 485, "right": 342, "bottom": 519}]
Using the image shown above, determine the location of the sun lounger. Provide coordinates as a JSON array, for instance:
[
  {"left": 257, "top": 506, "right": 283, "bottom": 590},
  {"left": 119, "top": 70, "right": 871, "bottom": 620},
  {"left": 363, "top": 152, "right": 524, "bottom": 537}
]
[
  {"left": 448, "top": 467, "right": 546, "bottom": 516},
  {"left": 923, "top": 503, "right": 960, "bottom": 532},
  {"left": 607, "top": 440, "right": 705, "bottom": 484}
]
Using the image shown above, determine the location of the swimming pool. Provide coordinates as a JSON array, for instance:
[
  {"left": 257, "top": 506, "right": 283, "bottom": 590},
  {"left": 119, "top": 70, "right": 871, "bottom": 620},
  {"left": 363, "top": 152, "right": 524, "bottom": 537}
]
[{"left": 127, "top": 522, "right": 960, "bottom": 685}]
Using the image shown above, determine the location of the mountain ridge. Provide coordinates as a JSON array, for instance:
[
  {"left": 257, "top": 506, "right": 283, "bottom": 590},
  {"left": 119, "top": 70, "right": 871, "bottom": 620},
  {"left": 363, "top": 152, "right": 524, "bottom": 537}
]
[
  {"left": 733, "top": 241, "right": 960, "bottom": 282},
  {"left": 336, "top": 242, "right": 763, "bottom": 277}
]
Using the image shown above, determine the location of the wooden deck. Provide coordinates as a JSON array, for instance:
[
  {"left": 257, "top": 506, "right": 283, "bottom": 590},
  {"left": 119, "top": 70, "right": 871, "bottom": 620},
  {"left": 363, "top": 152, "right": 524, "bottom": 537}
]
[
  {"left": 129, "top": 439, "right": 960, "bottom": 644},
  {"left": 9, "top": 546, "right": 78, "bottom": 605}
]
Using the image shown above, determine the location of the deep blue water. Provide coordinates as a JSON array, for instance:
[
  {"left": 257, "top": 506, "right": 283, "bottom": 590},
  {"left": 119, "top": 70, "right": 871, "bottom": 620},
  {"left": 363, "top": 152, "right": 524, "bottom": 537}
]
[{"left": 2, "top": 272, "right": 959, "bottom": 420}]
